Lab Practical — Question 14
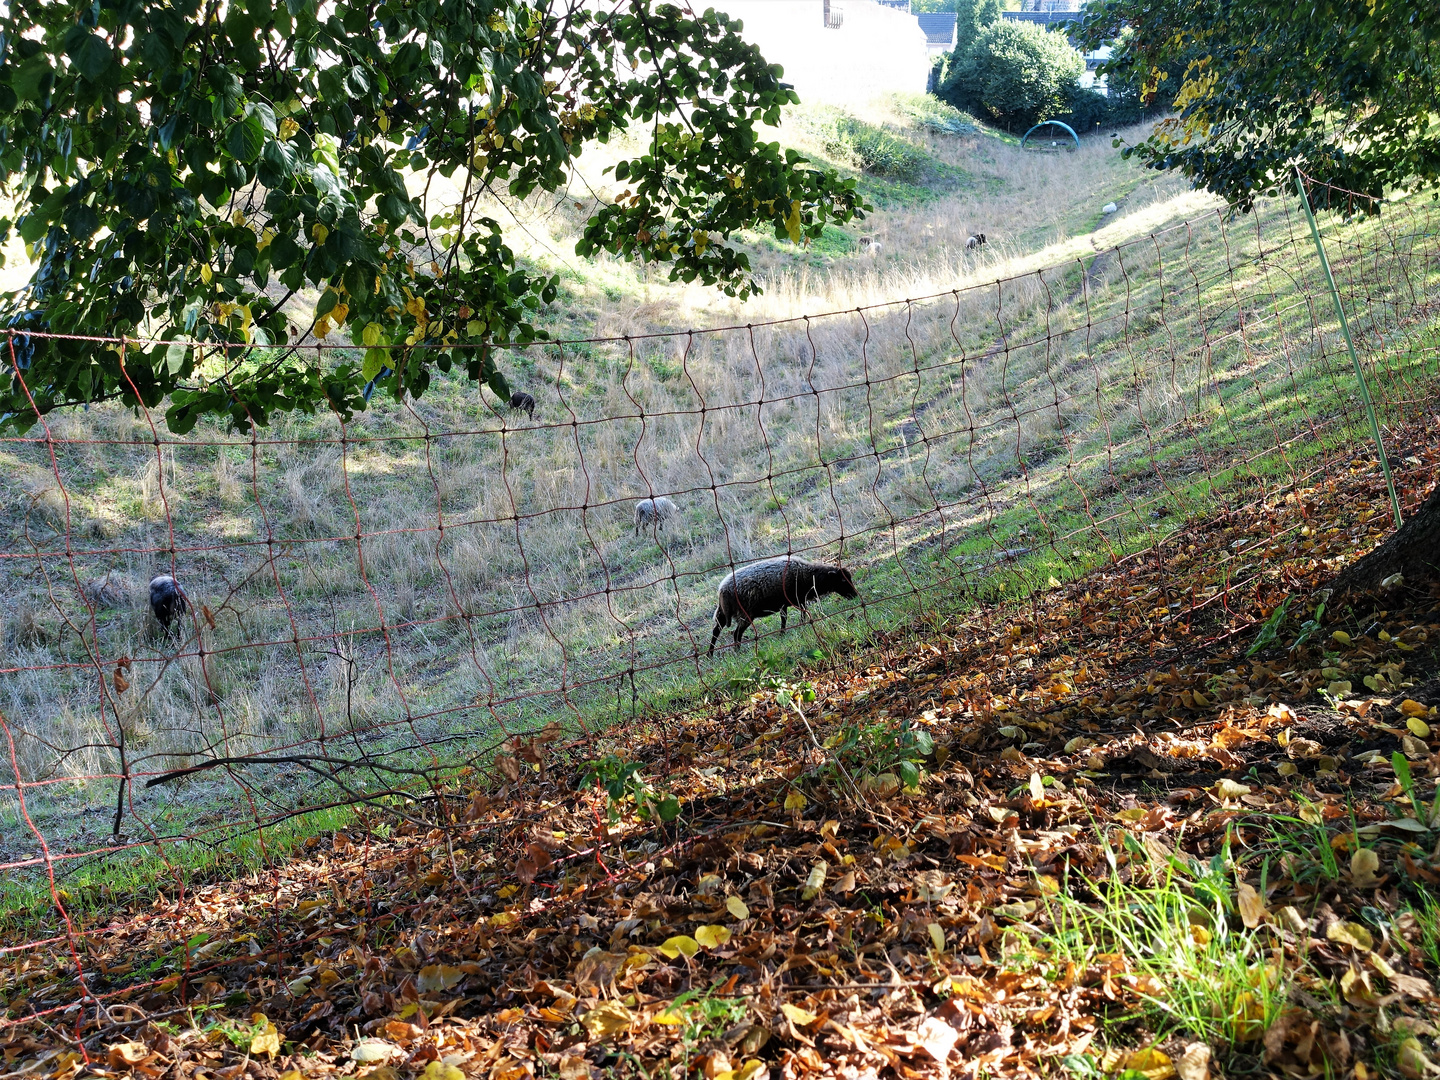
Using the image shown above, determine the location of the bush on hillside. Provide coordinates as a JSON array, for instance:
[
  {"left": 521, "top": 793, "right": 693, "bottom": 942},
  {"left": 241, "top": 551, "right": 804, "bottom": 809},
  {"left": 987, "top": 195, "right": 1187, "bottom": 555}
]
[
  {"left": 938, "top": 20, "right": 1085, "bottom": 131},
  {"left": 824, "top": 117, "right": 928, "bottom": 182}
]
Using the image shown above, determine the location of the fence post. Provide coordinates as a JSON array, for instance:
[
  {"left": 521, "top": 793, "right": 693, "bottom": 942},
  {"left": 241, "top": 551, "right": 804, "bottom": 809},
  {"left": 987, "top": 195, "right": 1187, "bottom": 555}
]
[{"left": 1295, "top": 168, "right": 1403, "bottom": 529}]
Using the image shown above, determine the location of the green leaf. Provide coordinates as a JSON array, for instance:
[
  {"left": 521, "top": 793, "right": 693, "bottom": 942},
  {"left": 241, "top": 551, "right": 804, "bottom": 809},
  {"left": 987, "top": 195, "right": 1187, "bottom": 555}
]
[
  {"left": 897, "top": 760, "right": 921, "bottom": 791},
  {"left": 362, "top": 348, "right": 390, "bottom": 382},
  {"left": 12, "top": 56, "right": 53, "bottom": 101},
  {"left": 73, "top": 35, "right": 113, "bottom": 81},
  {"left": 487, "top": 369, "right": 510, "bottom": 401},
  {"left": 1246, "top": 596, "right": 1290, "bottom": 657},
  {"left": 657, "top": 795, "right": 681, "bottom": 822},
  {"left": 226, "top": 117, "right": 265, "bottom": 163}
]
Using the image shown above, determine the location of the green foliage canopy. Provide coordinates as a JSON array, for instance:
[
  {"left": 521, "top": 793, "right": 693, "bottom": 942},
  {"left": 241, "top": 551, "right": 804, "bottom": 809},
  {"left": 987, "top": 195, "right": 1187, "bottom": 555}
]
[
  {"left": 939, "top": 20, "right": 1084, "bottom": 130},
  {"left": 0, "top": 0, "right": 863, "bottom": 433},
  {"left": 1077, "top": 0, "right": 1440, "bottom": 209}
]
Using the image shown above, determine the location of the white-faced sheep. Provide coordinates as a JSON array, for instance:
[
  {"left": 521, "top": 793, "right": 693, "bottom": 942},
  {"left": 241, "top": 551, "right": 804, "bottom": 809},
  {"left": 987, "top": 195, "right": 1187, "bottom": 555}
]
[
  {"left": 708, "top": 556, "right": 858, "bottom": 655},
  {"left": 149, "top": 574, "right": 187, "bottom": 635},
  {"left": 508, "top": 391, "right": 536, "bottom": 419},
  {"left": 965, "top": 233, "right": 987, "bottom": 250},
  {"left": 633, "top": 496, "right": 677, "bottom": 536}
]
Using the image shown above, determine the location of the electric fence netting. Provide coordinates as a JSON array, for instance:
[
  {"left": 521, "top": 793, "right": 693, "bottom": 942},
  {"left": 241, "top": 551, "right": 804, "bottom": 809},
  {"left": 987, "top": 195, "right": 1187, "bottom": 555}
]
[{"left": 1, "top": 175, "right": 1439, "bottom": 1052}]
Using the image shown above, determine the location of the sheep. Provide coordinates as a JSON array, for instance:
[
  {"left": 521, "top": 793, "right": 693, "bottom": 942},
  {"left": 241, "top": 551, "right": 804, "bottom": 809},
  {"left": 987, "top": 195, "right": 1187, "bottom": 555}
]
[
  {"left": 858, "top": 236, "right": 882, "bottom": 255},
  {"left": 83, "top": 571, "right": 131, "bottom": 610},
  {"left": 149, "top": 574, "right": 188, "bottom": 636},
  {"left": 633, "top": 496, "right": 678, "bottom": 536},
  {"left": 965, "top": 233, "right": 987, "bottom": 250},
  {"left": 708, "top": 556, "right": 858, "bottom": 655},
  {"left": 508, "top": 391, "right": 536, "bottom": 419}
]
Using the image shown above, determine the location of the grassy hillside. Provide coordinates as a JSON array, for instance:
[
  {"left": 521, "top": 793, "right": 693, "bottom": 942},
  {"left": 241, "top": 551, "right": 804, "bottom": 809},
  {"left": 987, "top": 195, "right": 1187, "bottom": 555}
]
[{"left": 2, "top": 99, "right": 1438, "bottom": 922}]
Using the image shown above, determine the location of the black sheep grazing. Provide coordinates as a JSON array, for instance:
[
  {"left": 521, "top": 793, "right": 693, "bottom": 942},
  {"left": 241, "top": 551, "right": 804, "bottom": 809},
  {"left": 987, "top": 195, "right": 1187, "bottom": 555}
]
[
  {"left": 509, "top": 391, "right": 536, "bottom": 419},
  {"left": 149, "top": 574, "right": 188, "bottom": 635},
  {"left": 708, "top": 556, "right": 858, "bottom": 655}
]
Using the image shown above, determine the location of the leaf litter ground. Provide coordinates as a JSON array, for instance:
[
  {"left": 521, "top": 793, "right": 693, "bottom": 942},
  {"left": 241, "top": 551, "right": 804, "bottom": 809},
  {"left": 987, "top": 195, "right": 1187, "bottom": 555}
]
[{"left": 6, "top": 419, "right": 1440, "bottom": 1080}]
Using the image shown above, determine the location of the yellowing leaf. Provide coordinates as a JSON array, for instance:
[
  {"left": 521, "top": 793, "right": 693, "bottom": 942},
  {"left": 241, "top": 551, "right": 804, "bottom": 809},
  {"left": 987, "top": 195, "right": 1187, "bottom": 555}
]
[
  {"left": 653, "top": 1010, "right": 685, "bottom": 1026},
  {"left": 580, "top": 1001, "right": 635, "bottom": 1042},
  {"left": 784, "top": 790, "right": 807, "bottom": 812},
  {"left": 726, "top": 895, "right": 750, "bottom": 920},
  {"left": 416, "top": 964, "right": 463, "bottom": 993},
  {"left": 1211, "top": 779, "right": 1251, "bottom": 800},
  {"left": 249, "top": 1016, "right": 281, "bottom": 1058},
  {"left": 927, "top": 922, "right": 945, "bottom": 952},
  {"left": 784, "top": 199, "right": 801, "bottom": 243},
  {"left": 733, "top": 1062, "right": 766, "bottom": 1080},
  {"left": 1407, "top": 716, "right": 1432, "bottom": 738},
  {"left": 421, "top": 1063, "right": 464, "bottom": 1080},
  {"left": 199, "top": 263, "right": 213, "bottom": 284},
  {"left": 1125, "top": 1046, "right": 1176, "bottom": 1080},
  {"left": 490, "top": 911, "right": 519, "bottom": 927},
  {"left": 497, "top": 883, "right": 519, "bottom": 899},
  {"left": 1326, "top": 680, "right": 1352, "bottom": 698},
  {"left": 801, "top": 862, "right": 827, "bottom": 900},
  {"left": 658, "top": 935, "right": 699, "bottom": 959},
  {"left": 1327, "top": 920, "right": 1374, "bottom": 951},
  {"left": 312, "top": 223, "right": 330, "bottom": 245},
  {"left": 1236, "top": 881, "right": 1265, "bottom": 929},
  {"left": 1332, "top": 630, "right": 1352, "bottom": 646},
  {"left": 694, "top": 925, "right": 732, "bottom": 949},
  {"left": 1350, "top": 847, "right": 1381, "bottom": 889},
  {"left": 362, "top": 322, "right": 383, "bottom": 347},
  {"left": 781, "top": 1003, "right": 818, "bottom": 1027}
]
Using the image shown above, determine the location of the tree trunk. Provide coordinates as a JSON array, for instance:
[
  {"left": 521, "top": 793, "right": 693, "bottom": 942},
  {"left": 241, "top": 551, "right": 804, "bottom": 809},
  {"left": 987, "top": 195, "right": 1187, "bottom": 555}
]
[{"left": 1330, "top": 484, "right": 1440, "bottom": 595}]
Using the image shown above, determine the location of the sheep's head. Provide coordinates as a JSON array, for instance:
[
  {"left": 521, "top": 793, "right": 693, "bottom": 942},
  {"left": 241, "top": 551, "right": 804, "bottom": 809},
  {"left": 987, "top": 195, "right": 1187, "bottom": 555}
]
[{"left": 835, "top": 566, "right": 859, "bottom": 599}]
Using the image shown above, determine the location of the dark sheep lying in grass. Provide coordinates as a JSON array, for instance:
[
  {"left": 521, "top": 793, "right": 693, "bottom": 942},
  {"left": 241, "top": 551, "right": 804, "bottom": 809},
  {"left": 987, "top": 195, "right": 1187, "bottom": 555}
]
[
  {"left": 633, "top": 496, "right": 677, "bottom": 535},
  {"left": 709, "top": 556, "right": 858, "bottom": 655},
  {"left": 149, "top": 574, "right": 187, "bottom": 636},
  {"left": 509, "top": 391, "right": 536, "bottom": 419}
]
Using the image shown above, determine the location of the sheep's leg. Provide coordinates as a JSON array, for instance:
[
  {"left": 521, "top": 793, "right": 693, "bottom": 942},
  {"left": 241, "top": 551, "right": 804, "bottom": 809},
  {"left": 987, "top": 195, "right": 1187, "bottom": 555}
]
[
  {"left": 780, "top": 608, "right": 788, "bottom": 632},
  {"left": 709, "top": 620, "right": 722, "bottom": 656},
  {"left": 733, "top": 619, "right": 749, "bottom": 646}
]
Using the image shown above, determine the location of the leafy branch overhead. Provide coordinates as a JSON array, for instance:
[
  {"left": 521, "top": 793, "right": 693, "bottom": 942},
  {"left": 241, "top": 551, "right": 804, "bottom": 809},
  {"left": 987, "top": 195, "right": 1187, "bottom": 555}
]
[
  {"left": 0, "top": 0, "right": 862, "bottom": 432},
  {"left": 1077, "top": 0, "right": 1440, "bottom": 210}
]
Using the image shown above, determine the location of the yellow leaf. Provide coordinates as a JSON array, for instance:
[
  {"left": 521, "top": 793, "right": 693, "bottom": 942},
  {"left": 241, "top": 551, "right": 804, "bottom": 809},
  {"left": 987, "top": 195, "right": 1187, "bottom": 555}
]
[
  {"left": 734, "top": 1062, "right": 766, "bottom": 1080},
  {"left": 362, "top": 322, "right": 383, "bottom": 347},
  {"left": 258, "top": 228, "right": 275, "bottom": 251},
  {"left": 1211, "top": 779, "right": 1251, "bottom": 800},
  {"left": 416, "top": 964, "right": 463, "bottom": 993},
  {"left": 801, "top": 862, "right": 826, "bottom": 901},
  {"left": 695, "top": 925, "right": 732, "bottom": 949},
  {"left": 1398, "top": 1037, "right": 1436, "bottom": 1079},
  {"left": 313, "top": 223, "right": 330, "bottom": 245},
  {"left": 421, "top": 1063, "right": 464, "bottom": 1080},
  {"left": 726, "top": 895, "right": 749, "bottom": 920},
  {"left": 1350, "top": 847, "right": 1380, "bottom": 888},
  {"left": 781, "top": 1003, "right": 818, "bottom": 1027},
  {"left": 1236, "top": 881, "right": 1265, "bottom": 929},
  {"left": 1327, "top": 920, "right": 1374, "bottom": 951},
  {"left": 490, "top": 911, "right": 519, "bottom": 927},
  {"left": 1407, "top": 716, "right": 1432, "bottom": 739},
  {"left": 199, "top": 263, "right": 213, "bottom": 284},
  {"left": 351, "top": 1040, "right": 400, "bottom": 1064},
  {"left": 377, "top": 110, "right": 391, "bottom": 134},
  {"left": 784, "top": 199, "right": 801, "bottom": 243},
  {"left": 497, "top": 884, "right": 519, "bottom": 898},
  {"left": 653, "top": 1010, "right": 685, "bottom": 1026},
  {"left": 1401, "top": 699, "right": 1430, "bottom": 718},
  {"left": 1125, "top": 1046, "right": 1176, "bottom": 1080},
  {"left": 580, "top": 1001, "right": 635, "bottom": 1042},
  {"left": 249, "top": 1016, "right": 281, "bottom": 1058},
  {"left": 658, "top": 935, "right": 699, "bottom": 959},
  {"left": 1327, "top": 680, "right": 1352, "bottom": 698},
  {"left": 784, "top": 790, "right": 807, "bottom": 812},
  {"left": 927, "top": 922, "right": 945, "bottom": 952},
  {"left": 1332, "top": 630, "right": 1352, "bottom": 645}
]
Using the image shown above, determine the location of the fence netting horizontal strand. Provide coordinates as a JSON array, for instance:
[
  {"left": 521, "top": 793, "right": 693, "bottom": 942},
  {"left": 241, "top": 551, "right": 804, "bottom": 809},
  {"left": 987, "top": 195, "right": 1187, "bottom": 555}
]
[{"left": 1, "top": 177, "right": 1438, "bottom": 1037}]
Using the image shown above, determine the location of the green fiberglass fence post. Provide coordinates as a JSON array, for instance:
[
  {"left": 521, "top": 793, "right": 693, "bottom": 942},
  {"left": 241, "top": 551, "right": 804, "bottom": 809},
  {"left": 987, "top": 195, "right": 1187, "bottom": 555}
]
[{"left": 1295, "top": 168, "right": 1403, "bottom": 530}]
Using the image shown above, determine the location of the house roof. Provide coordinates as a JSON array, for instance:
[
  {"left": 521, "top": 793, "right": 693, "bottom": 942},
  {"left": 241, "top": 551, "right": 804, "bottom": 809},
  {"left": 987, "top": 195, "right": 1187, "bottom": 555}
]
[{"left": 915, "top": 12, "right": 957, "bottom": 45}]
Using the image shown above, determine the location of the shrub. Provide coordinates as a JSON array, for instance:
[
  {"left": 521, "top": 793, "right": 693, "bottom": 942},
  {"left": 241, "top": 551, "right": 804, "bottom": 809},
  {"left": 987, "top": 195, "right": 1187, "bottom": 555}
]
[
  {"left": 825, "top": 117, "right": 928, "bottom": 182},
  {"left": 939, "top": 20, "right": 1086, "bottom": 130}
]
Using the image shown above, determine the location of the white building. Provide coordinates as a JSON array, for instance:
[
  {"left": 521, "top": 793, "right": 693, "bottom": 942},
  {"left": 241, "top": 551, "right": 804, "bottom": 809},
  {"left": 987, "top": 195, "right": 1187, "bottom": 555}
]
[
  {"left": 705, "top": 1, "right": 931, "bottom": 107},
  {"left": 1000, "top": 6, "right": 1110, "bottom": 95}
]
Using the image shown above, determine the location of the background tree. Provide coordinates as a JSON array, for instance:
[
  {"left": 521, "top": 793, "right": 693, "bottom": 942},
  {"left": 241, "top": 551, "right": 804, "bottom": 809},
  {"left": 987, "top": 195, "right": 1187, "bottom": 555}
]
[
  {"left": 0, "top": 0, "right": 863, "bottom": 434},
  {"left": 1076, "top": 0, "right": 1440, "bottom": 210},
  {"left": 938, "top": 20, "right": 1084, "bottom": 131}
]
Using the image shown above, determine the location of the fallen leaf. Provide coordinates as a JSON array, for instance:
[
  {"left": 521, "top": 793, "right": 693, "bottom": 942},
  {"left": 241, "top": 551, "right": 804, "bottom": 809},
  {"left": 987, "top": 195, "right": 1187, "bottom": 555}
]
[
  {"left": 916, "top": 1015, "right": 959, "bottom": 1062},
  {"left": 726, "top": 895, "right": 749, "bottom": 920},
  {"left": 1398, "top": 1037, "right": 1437, "bottom": 1079},
  {"left": 927, "top": 922, "right": 945, "bottom": 952},
  {"left": 1236, "top": 881, "right": 1266, "bottom": 929},
  {"left": 832, "top": 870, "right": 856, "bottom": 894},
  {"left": 107, "top": 1043, "right": 150, "bottom": 1068},
  {"left": 801, "top": 862, "right": 826, "bottom": 901},
  {"left": 695, "top": 925, "right": 732, "bottom": 949},
  {"left": 1400, "top": 700, "right": 1430, "bottom": 718},
  {"left": 1351, "top": 848, "right": 1381, "bottom": 889},
  {"left": 1407, "top": 716, "right": 1432, "bottom": 739},
  {"left": 421, "top": 1064, "right": 465, "bottom": 1080},
  {"left": 1327, "top": 921, "right": 1374, "bottom": 951},
  {"left": 1211, "top": 779, "right": 1251, "bottom": 800},
  {"left": 416, "top": 964, "right": 463, "bottom": 993},
  {"left": 558, "top": 1057, "right": 590, "bottom": 1080},
  {"left": 658, "top": 935, "right": 700, "bottom": 959},
  {"left": 784, "top": 790, "right": 807, "bottom": 812},
  {"left": 781, "top": 1003, "right": 818, "bottom": 1027},
  {"left": 1127, "top": 1045, "right": 1176, "bottom": 1080},
  {"left": 1176, "top": 1043, "right": 1211, "bottom": 1080},
  {"left": 351, "top": 1041, "right": 401, "bottom": 1064},
  {"left": 580, "top": 1001, "right": 635, "bottom": 1042}
]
